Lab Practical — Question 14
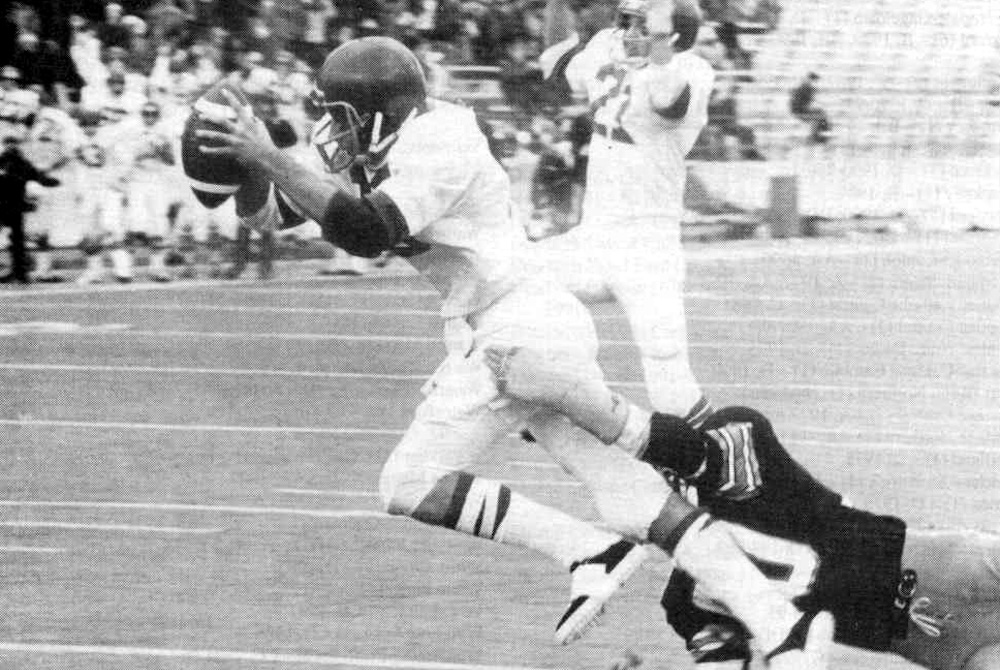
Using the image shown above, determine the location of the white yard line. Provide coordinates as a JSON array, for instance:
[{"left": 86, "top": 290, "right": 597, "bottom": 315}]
[
  {"left": 273, "top": 481, "right": 582, "bottom": 498},
  {"left": 0, "top": 521, "right": 223, "bottom": 534},
  {"left": 0, "top": 501, "right": 392, "bottom": 520},
  {"left": 0, "top": 546, "right": 64, "bottom": 553},
  {"left": 1, "top": 418, "right": 996, "bottom": 447},
  {"left": 274, "top": 488, "right": 380, "bottom": 497},
  {"left": 0, "top": 327, "right": 991, "bottom": 356},
  {"left": 2, "top": 361, "right": 997, "bottom": 396},
  {"left": 0, "top": 641, "right": 548, "bottom": 670},
  {"left": 0, "top": 418, "right": 404, "bottom": 435},
  {"left": 0, "top": 362, "right": 431, "bottom": 382},
  {"left": 2, "top": 299, "right": 996, "bottom": 326},
  {"left": 1, "top": 301, "right": 441, "bottom": 317}
]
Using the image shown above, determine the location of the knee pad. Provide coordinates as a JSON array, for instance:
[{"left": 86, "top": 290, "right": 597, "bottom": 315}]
[{"left": 378, "top": 452, "right": 422, "bottom": 514}]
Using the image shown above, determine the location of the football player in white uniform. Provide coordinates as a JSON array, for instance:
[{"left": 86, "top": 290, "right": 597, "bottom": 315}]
[
  {"left": 196, "top": 37, "right": 832, "bottom": 666},
  {"left": 527, "top": 0, "right": 714, "bottom": 425},
  {"left": 20, "top": 89, "right": 88, "bottom": 282},
  {"left": 118, "top": 100, "right": 178, "bottom": 282},
  {"left": 74, "top": 112, "right": 136, "bottom": 284}
]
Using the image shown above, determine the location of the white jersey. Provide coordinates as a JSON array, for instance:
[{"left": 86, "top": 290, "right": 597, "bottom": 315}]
[
  {"left": 251, "top": 100, "right": 529, "bottom": 318},
  {"left": 373, "top": 100, "right": 530, "bottom": 318},
  {"left": 563, "top": 29, "right": 715, "bottom": 225}
]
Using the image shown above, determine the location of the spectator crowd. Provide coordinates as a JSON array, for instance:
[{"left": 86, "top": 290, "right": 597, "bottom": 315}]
[{"left": 0, "top": 0, "right": 782, "bottom": 283}]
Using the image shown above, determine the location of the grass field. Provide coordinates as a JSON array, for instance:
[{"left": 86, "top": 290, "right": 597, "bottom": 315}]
[{"left": 0, "top": 233, "right": 998, "bottom": 670}]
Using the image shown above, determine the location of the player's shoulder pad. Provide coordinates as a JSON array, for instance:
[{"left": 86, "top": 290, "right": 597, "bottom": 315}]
[{"left": 393, "top": 101, "right": 480, "bottom": 164}]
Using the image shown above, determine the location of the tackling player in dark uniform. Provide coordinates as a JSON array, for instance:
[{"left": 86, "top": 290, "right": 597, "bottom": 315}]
[{"left": 636, "top": 407, "right": 1000, "bottom": 670}]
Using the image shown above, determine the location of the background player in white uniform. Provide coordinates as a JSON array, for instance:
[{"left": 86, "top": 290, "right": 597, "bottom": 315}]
[
  {"left": 74, "top": 111, "right": 134, "bottom": 284},
  {"left": 21, "top": 88, "right": 87, "bottom": 282},
  {"left": 196, "top": 36, "right": 832, "bottom": 667},
  {"left": 117, "top": 100, "right": 177, "bottom": 282},
  {"left": 527, "top": 0, "right": 714, "bottom": 424}
]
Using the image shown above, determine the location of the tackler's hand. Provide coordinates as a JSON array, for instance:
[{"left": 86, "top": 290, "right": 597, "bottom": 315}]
[{"left": 196, "top": 89, "right": 277, "bottom": 170}]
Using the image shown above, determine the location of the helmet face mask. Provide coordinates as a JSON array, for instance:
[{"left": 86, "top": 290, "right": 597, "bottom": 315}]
[
  {"left": 619, "top": 12, "right": 652, "bottom": 62},
  {"left": 312, "top": 96, "right": 371, "bottom": 172},
  {"left": 312, "top": 37, "right": 428, "bottom": 174},
  {"left": 617, "top": 0, "right": 652, "bottom": 64}
]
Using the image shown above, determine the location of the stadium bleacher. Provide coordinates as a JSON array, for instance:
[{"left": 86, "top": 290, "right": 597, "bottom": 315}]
[{"left": 731, "top": 0, "right": 999, "bottom": 156}]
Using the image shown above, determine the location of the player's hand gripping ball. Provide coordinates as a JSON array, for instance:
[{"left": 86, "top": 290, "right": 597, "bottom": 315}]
[{"left": 181, "top": 80, "right": 251, "bottom": 208}]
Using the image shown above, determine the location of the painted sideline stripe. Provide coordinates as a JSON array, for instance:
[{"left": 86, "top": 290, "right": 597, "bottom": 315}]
[
  {"left": 274, "top": 481, "right": 581, "bottom": 498},
  {"left": 2, "top": 362, "right": 996, "bottom": 396},
  {"left": 3, "top": 301, "right": 441, "bottom": 317},
  {"left": 2, "top": 326, "right": 991, "bottom": 355},
  {"left": 0, "top": 362, "right": 433, "bottom": 382},
  {"left": 0, "top": 274, "right": 431, "bottom": 297},
  {"left": 1, "top": 418, "right": 996, "bottom": 445},
  {"left": 0, "top": 546, "right": 64, "bottom": 553},
  {"left": 3, "top": 300, "right": 996, "bottom": 327},
  {"left": 275, "top": 488, "right": 380, "bottom": 497},
  {"left": 0, "top": 501, "right": 392, "bottom": 520},
  {"left": 4, "top": 290, "right": 998, "bottom": 313},
  {"left": 0, "top": 642, "right": 546, "bottom": 670},
  {"left": 0, "top": 418, "right": 403, "bottom": 435},
  {"left": 0, "top": 521, "right": 222, "bottom": 534}
]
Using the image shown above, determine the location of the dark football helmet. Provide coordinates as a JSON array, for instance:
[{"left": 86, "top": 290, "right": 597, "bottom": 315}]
[{"left": 311, "top": 36, "right": 427, "bottom": 172}]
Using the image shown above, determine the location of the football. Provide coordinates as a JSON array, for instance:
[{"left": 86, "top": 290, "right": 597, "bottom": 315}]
[{"left": 181, "top": 80, "right": 250, "bottom": 209}]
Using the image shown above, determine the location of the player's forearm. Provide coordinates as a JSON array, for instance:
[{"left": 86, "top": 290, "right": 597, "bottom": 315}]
[{"left": 251, "top": 145, "right": 339, "bottom": 223}]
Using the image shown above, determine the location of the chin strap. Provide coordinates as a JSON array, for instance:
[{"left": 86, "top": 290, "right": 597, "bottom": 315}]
[{"left": 367, "top": 108, "right": 418, "bottom": 160}]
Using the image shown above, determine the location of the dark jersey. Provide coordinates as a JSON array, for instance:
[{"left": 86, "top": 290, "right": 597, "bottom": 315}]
[{"left": 663, "top": 407, "right": 909, "bottom": 655}]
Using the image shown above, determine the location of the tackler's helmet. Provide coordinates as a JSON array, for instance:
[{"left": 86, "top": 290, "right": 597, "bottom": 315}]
[{"left": 312, "top": 36, "right": 427, "bottom": 172}]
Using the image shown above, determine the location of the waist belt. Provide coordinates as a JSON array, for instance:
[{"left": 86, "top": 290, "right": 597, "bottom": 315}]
[{"left": 594, "top": 122, "right": 634, "bottom": 145}]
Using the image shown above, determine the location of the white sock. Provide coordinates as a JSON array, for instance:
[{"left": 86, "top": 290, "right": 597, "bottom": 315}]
[
  {"left": 673, "top": 517, "right": 801, "bottom": 653},
  {"left": 496, "top": 491, "right": 622, "bottom": 568}
]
